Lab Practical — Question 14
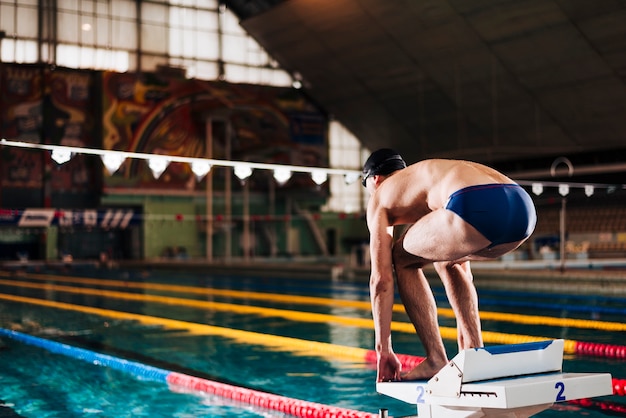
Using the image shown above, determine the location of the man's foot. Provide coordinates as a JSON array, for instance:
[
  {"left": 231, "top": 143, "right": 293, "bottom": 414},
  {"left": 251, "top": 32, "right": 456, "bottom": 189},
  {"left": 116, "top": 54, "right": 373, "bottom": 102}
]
[{"left": 400, "top": 357, "right": 447, "bottom": 381}]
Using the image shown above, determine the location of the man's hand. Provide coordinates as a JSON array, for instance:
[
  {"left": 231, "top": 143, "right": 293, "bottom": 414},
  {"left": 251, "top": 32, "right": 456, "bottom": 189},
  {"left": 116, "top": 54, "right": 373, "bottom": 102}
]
[{"left": 376, "top": 351, "right": 402, "bottom": 382}]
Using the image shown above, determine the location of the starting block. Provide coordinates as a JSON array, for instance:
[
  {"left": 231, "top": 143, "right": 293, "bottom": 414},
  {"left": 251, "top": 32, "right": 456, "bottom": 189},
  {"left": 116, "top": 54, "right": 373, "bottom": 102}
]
[{"left": 377, "top": 340, "right": 612, "bottom": 417}]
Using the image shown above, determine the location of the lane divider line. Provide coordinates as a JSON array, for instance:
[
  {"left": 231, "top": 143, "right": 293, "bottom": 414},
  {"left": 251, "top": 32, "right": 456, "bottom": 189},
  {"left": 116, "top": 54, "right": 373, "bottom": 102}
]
[
  {"left": 0, "top": 328, "right": 377, "bottom": 418},
  {"left": 5, "top": 270, "right": 625, "bottom": 332},
  {"left": 0, "top": 279, "right": 566, "bottom": 348},
  {"left": 1, "top": 292, "right": 624, "bottom": 397},
  {"left": 4, "top": 279, "right": 626, "bottom": 360},
  {"left": 0, "top": 292, "right": 370, "bottom": 362}
]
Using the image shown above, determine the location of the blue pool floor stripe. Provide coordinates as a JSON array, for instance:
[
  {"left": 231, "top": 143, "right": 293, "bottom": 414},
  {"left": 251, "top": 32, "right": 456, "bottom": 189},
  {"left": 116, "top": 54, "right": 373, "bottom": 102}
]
[{"left": 0, "top": 328, "right": 170, "bottom": 383}]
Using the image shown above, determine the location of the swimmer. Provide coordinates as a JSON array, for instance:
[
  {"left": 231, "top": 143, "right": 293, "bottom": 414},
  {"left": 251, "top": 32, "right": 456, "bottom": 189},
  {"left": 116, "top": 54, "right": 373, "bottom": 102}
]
[{"left": 362, "top": 149, "right": 536, "bottom": 382}]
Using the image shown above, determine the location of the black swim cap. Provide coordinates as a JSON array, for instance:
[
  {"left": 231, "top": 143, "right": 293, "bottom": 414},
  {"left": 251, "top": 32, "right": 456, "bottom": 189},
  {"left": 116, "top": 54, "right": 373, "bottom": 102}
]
[{"left": 362, "top": 148, "right": 407, "bottom": 187}]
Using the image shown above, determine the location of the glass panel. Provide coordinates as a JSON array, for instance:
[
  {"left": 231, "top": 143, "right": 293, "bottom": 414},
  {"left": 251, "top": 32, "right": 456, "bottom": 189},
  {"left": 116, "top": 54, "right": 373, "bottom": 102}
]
[
  {"left": 17, "top": 7, "right": 38, "bottom": 38},
  {"left": 220, "top": 9, "right": 244, "bottom": 35},
  {"left": 246, "top": 38, "right": 267, "bottom": 66},
  {"left": 80, "top": 0, "right": 95, "bottom": 14},
  {"left": 195, "top": 33, "right": 219, "bottom": 60},
  {"left": 142, "top": 2, "right": 167, "bottom": 24},
  {"left": 197, "top": 0, "right": 219, "bottom": 10},
  {"left": 111, "top": 0, "right": 136, "bottom": 19},
  {"left": 95, "top": 16, "right": 111, "bottom": 46},
  {"left": 110, "top": 49, "right": 130, "bottom": 72},
  {"left": 223, "top": 63, "right": 247, "bottom": 83},
  {"left": 57, "top": 44, "right": 129, "bottom": 72},
  {"left": 80, "top": 16, "right": 96, "bottom": 45},
  {"left": 40, "top": 42, "right": 51, "bottom": 62},
  {"left": 264, "top": 68, "right": 292, "bottom": 87},
  {"left": 141, "top": 24, "right": 168, "bottom": 54},
  {"left": 79, "top": 46, "right": 94, "bottom": 67},
  {"left": 171, "top": 0, "right": 195, "bottom": 5},
  {"left": 195, "top": 0, "right": 217, "bottom": 6},
  {"left": 221, "top": 34, "right": 246, "bottom": 63},
  {"left": 126, "top": 51, "right": 137, "bottom": 71},
  {"left": 0, "top": 5, "right": 16, "bottom": 34},
  {"left": 111, "top": 20, "right": 136, "bottom": 49},
  {"left": 169, "top": 27, "right": 183, "bottom": 56},
  {"left": 191, "top": 60, "right": 219, "bottom": 80},
  {"left": 0, "top": 39, "right": 10, "bottom": 62},
  {"left": 196, "top": 9, "right": 218, "bottom": 32},
  {"left": 95, "top": 1, "right": 109, "bottom": 15},
  {"left": 138, "top": 53, "right": 168, "bottom": 72},
  {"left": 169, "top": 6, "right": 182, "bottom": 25},
  {"left": 326, "top": 121, "right": 367, "bottom": 213},
  {"left": 57, "top": 12, "right": 79, "bottom": 42},
  {"left": 180, "top": 28, "right": 196, "bottom": 58},
  {"left": 58, "top": 0, "right": 79, "bottom": 9},
  {"left": 56, "top": 44, "right": 79, "bottom": 67}
]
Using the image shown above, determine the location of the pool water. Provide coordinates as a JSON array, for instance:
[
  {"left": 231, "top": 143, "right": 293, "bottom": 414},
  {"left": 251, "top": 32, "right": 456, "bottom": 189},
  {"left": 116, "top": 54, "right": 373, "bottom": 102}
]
[{"left": 0, "top": 266, "right": 625, "bottom": 417}]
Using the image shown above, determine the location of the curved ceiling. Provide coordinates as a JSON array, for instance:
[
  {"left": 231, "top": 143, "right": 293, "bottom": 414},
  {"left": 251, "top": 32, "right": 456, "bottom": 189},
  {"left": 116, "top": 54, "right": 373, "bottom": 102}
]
[{"left": 225, "top": 0, "right": 626, "bottom": 181}]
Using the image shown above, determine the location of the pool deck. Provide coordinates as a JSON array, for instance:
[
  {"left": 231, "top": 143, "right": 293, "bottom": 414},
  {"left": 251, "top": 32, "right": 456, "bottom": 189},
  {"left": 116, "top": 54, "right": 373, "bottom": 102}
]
[{"left": 3, "top": 257, "right": 626, "bottom": 297}]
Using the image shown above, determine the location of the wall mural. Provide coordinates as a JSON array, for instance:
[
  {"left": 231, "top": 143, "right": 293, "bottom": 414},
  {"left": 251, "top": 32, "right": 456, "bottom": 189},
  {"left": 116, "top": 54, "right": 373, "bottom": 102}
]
[
  {"left": 0, "top": 64, "right": 45, "bottom": 191},
  {"left": 101, "top": 72, "right": 328, "bottom": 193},
  {"left": 44, "top": 67, "right": 97, "bottom": 195},
  {"left": 1, "top": 65, "right": 328, "bottom": 203},
  {"left": 0, "top": 64, "right": 97, "bottom": 199}
]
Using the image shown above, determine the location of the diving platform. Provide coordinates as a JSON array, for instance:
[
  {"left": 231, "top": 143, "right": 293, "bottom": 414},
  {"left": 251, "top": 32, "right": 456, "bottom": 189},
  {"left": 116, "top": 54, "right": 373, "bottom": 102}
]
[{"left": 377, "top": 340, "right": 612, "bottom": 417}]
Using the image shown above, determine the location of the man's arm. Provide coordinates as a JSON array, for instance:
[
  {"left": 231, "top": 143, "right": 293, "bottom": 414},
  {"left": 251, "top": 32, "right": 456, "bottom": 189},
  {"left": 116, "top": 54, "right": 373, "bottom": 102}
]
[{"left": 368, "top": 207, "right": 402, "bottom": 381}]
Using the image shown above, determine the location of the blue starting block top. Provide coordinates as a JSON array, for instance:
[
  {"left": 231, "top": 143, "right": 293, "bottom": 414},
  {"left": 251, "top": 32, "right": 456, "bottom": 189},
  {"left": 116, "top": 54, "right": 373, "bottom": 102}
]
[{"left": 450, "top": 339, "right": 563, "bottom": 385}]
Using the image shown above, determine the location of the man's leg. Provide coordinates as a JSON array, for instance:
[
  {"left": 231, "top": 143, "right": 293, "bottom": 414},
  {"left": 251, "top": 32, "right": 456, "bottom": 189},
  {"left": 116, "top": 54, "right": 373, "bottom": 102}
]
[
  {"left": 434, "top": 261, "right": 483, "bottom": 351},
  {"left": 393, "top": 243, "right": 448, "bottom": 381}
]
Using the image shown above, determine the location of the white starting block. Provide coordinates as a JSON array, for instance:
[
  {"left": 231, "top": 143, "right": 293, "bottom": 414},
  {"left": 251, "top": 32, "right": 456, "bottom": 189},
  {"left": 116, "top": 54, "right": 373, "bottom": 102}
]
[{"left": 377, "top": 340, "right": 612, "bottom": 417}]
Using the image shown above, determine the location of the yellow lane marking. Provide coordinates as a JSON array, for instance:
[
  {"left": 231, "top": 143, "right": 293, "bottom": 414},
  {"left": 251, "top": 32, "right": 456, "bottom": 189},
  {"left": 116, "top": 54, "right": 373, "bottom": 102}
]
[
  {"left": 0, "top": 292, "right": 368, "bottom": 362},
  {"left": 0, "top": 279, "right": 563, "bottom": 349},
  {"left": 3, "top": 270, "right": 624, "bottom": 332},
  {"left": 0, "top": 279, "right": 379, "bottom": 330}
]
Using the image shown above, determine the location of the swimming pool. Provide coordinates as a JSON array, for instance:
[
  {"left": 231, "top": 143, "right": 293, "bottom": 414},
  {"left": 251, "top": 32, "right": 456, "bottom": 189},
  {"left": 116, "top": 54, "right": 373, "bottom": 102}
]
[{"left": 0, "top": 265, "right": 625, "bottom": 417}]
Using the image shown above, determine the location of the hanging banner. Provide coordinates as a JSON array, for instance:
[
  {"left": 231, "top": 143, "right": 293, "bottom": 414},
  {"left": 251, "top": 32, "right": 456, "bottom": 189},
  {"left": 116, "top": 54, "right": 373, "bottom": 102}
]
[{"left": 0, "top": 208, "right": 140, "bottom": 228}]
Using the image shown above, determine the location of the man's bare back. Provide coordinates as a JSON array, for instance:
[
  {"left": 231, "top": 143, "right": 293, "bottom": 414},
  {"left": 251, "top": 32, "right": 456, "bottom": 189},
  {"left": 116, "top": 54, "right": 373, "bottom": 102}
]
[{"left": 371, "top": 159, "right": 517, "bottom": 227}]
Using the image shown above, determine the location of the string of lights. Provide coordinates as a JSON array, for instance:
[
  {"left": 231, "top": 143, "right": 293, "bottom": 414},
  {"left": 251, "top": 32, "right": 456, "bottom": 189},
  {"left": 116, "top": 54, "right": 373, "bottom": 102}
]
[
  {"left": 2, "top": 138, "right": 624, "bottom": 196},
  {"left": 0, "top": 139, "right": 361, "bottom": 186}
]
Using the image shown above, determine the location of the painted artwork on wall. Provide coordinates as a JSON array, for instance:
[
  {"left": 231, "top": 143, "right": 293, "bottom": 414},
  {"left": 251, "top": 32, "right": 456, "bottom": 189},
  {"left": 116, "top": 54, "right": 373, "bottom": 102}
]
[
  {"left": 101, "top": 72, "right": 328, "bottom": 193},
  {"left": 0, "top": 64, "right": 45, "bottom": 192},
  {"left": 1, "top": 65, "right": 329, "bottom": 204},
  {"left": 44, "top": 67, "right": 97, "bottom": 195},
  {"left": 0, "top": 64, "right": 97, "bottom": 203}
]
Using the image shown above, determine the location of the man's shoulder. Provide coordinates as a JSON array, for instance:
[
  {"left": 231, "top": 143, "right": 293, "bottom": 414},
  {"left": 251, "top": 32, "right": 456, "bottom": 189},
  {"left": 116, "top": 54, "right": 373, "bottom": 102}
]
[{"left": 405, "top": 159, "right": 462, "bottom": 175}]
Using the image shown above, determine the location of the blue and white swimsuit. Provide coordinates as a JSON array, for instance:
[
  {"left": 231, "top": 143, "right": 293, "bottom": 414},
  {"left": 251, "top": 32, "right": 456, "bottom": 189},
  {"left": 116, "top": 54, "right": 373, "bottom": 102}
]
[{"left": 445, "top": 184, "right": 537, "bottom": 248}]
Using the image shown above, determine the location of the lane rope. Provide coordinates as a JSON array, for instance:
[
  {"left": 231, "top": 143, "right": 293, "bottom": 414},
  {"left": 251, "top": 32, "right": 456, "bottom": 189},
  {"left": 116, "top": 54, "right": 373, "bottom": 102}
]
[
  {"left": 0, "top": 328, "right": 377, "bottom": 418},
  {"left": 3, "top": 278, "right": 626, "bottom": 362},
  {"left": 1, "top": 291, "right": 625, "bottom": 398},
  {"left": 5, "top": 270, "right": 626, "bottom": 332}
]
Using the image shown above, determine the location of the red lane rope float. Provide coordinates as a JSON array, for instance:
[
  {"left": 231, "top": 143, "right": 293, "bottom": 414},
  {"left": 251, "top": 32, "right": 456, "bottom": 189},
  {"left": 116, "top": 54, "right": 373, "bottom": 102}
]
[
  {"left": 364, "top": 349, "right": 626, "bottom": 397},
  {"left": 167, "top": 373, "right": 377, "bottom": 418},
  {"left": 614, "top": 378, "right": 626, "bottom": 397},
  {"left": 575, "top": 341, "right": 626, "bottom": 359}
]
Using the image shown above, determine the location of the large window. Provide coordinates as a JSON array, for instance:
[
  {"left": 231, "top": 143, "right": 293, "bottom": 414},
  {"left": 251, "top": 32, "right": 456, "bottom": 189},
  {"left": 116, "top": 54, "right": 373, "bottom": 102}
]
[
  {"left": 0, "top": 0, "right": 291, "bottom": 85},
  {"left": 0, "top": 0, "right": 366, "bottom": 212},
  {"left": 325, "top": 121, "right": 369, "bottom": 213}
]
